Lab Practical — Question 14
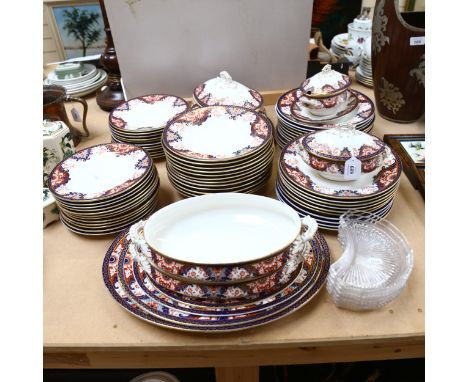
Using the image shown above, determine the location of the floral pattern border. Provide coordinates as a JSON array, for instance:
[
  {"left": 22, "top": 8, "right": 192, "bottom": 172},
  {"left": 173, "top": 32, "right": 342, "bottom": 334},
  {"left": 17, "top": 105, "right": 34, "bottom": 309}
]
[
  {"left": 164, "top": 106, "right": 272, "bottom": 160},
  {"left": 49, "top": 143, "right": 151, "bottom": 200}
]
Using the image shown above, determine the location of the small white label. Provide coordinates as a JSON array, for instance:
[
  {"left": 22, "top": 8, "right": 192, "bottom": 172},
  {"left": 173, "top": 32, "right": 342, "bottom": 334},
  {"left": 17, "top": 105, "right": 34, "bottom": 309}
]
[
  {"left": 71, "top": 107, "right": 81, "bottom": 122},
  {"left": 410, "top": 36, "right": 425, "bottom": 46},
  {"left": 344, "top": 156, "right": 362, "bottom": 180}
]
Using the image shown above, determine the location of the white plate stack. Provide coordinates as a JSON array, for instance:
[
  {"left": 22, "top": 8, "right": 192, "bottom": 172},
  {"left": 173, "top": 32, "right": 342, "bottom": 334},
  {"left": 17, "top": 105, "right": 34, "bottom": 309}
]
[
  {"left": 44, "top": 63, "right": 108, "bottom": 97},
  {"left": 162, "top": 105, "right": 274, "bottom": 197},
  {"left": 275, "top": 135, "right": 402, "bottom": 231},
  {"left": 109, "top": 94, "right": 190, "bottom": 160},
  {"left": 275, "top": 88, "right": 375, "bottom": 149},
  {"left": 356, "top": 38, "right": 373, "bottom": 88},
  {"left": 48, "top": 143, "right": 160, "bottom": 236}
]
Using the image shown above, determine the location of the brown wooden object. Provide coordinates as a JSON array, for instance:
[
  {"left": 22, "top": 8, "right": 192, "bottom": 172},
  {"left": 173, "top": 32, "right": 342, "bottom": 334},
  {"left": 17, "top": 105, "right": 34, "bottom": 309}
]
[{"left": 96, "top": 0, "right": 125, "bottom": 111}]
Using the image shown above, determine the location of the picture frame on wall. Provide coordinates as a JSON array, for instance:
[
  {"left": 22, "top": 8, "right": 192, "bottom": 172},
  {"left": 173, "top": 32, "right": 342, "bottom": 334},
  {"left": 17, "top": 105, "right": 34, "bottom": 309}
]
[
  {"left": 383, "top": 134, "right": 425, "bottom": 199},
  {"left": 44, "top": 0, "right": 105, "bottom": 60}
]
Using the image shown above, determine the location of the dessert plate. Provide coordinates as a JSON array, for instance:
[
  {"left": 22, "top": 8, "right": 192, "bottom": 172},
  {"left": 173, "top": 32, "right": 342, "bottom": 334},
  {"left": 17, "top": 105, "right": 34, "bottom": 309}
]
[
  {"left": 66, "top": 70, "right": 108, "bottom": 97},
  {"left": 110, "top": 95, "right": 189, "bottom": 131},
  {"left": 48, "top": 143, "right": 152, "bottom": 202},
  {"left": 163, "top": 106, "right": 272, "bottom": 161},
  {"left": 102, "top": 228, "right": 330, "bottom": 331}
]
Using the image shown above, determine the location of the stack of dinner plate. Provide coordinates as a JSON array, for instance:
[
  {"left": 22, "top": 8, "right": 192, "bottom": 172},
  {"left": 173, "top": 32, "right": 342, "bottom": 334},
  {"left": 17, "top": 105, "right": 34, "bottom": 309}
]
[
  {"left": 356, "top": 38, "right": 373, "bottom": 88},
  {"left": 162, "top": 105, "right": 275, "bottom": 197},
  {"left": 44, "top": 63, "right": 108, "bottom": 97},
  {"left": 102, "top": 193, "right": 331, "bottom": 332},
  {"left": 275, "top": 89, "right": 375, "bottom": 149},
  {"left": 276, "top": 133, "right": 402, "bottom": 231},
  {"left": 109, "top": 94, "right": 189, "bottom": 160},
  {"left": 48, "top": 143, "right": 160, "bottom": 235}
]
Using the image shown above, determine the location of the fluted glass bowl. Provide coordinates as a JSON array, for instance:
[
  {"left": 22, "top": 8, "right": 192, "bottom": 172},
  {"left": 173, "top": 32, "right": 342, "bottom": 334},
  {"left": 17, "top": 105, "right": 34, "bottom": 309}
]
[{"left": 326, "top": 211, "right": 413, "bottom": 310}]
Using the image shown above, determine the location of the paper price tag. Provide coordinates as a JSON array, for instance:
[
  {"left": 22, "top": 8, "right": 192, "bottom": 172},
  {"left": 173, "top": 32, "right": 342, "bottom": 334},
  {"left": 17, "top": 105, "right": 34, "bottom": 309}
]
[
  {"left": 71, "top": 107, "right": 81, "bottom": 122},
  {"left": 344, "top": 156, "right": 362, "bottom": 180},
  {"left": 410, "top": 36, "right": 425, "bottom": 46}
]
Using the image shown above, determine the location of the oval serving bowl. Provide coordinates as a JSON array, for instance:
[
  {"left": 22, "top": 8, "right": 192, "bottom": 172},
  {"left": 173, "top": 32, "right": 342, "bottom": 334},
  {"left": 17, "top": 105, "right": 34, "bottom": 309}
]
[
  {"left": 143, "top": 193, "right": 302, "bottom": 265},
  {"left": 130, "top": 219, "right": 292, "bottom": 284},
  {"left": 142, "top": 249, "right": 303, "bottom": 301}
]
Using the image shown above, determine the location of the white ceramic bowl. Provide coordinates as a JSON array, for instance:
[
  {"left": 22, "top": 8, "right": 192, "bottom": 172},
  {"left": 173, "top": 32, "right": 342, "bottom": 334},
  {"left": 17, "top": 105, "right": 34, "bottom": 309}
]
[
  {"left": 296, "top": 90, "right": 350, "bottom": 117},
  {"left": 143, "top": 193, "right": 313, "bottom": 265},
  {"left": 299, "top": 64, "right": 351, "bottom": 98},
  {"left": 301, "top": 127, "right": 386, "bottom": 181}
]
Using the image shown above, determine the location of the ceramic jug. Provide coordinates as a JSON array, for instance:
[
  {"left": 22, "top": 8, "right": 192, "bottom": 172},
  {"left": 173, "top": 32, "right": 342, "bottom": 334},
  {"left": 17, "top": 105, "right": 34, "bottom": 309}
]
[
  {"left": 371, "top": 0, "right": 424, "bottom": 122},
  {"left": 43, "top": 120, "right": 75, "bottom": 188}
]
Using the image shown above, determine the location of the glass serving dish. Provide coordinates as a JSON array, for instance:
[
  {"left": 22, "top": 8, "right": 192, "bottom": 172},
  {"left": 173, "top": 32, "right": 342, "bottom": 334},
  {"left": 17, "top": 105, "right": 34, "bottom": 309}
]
[{"left": 326, "top": 210, "right": 413, "bottom": 310}]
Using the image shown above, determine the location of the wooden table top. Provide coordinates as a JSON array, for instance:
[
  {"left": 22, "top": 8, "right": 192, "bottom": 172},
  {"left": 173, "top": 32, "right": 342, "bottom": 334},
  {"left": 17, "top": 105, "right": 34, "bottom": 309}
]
[{"left": 43, "top": 81, "right": 425, "bottom": 369}]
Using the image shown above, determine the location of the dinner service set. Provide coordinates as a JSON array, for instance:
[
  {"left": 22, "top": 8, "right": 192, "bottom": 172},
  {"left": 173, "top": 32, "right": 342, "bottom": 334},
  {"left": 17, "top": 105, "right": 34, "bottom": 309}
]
[
  {"left": 109, "top": 94, "right": 190, "bottom": 160},
  {"left": 275, "top": 66, "right": 375, "bottom": 148},
  {"left": 275, "top": 125, "right": 402, "bottom": 230},
  {"left": 47, "top": 143, "right": 160, "bottom": 236},
  {"left": 330, "top": 15, "right": 372, "bottom": 65},
  {"left": 162, "top": 105, "right": 274, "bottom": 197},
  {"left": 326, "top": 211, "right": 413, "bottom": 310},
  {"left": 192, "top": 71, "right": 264, "bottom": 112},
  {"left": 44, "top": 63, "right": 108, "bottom": 97},
  {"left": 102, "top": 193, "right": 330, "bottom": 332},
  {"left": 355, "top": 38, "right": 373, "bottom": 88}
]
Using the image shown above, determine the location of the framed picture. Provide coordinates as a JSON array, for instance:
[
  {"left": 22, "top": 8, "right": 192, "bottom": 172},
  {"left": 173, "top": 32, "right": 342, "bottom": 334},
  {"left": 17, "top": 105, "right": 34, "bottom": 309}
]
[
  {"left": 383, "top": 134, "right": 425, "bottom": 199},
  {"left": 44, "top": 0, "right": 105, "bottom": 60}
]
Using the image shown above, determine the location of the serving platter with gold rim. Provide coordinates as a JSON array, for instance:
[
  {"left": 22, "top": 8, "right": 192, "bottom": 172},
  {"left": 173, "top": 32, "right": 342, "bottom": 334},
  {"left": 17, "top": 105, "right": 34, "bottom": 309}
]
[{"left": 102, "top": 228, "right": 329, "bottom": 331}]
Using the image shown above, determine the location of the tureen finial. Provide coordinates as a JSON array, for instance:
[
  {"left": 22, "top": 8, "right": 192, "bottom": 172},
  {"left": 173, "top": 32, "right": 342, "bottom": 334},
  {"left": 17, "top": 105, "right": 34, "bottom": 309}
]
[
  {"left": 219, "top": 71, "right": 232, "bottom": 81},
  {"left": 322, "top": 64, "right": 332, "bottom": 73}
]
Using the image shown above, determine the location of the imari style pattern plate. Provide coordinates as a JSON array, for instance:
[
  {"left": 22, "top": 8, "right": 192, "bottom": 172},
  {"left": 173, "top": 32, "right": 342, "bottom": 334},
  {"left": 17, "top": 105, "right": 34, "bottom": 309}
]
[
  {"left": 279, "top": 139, "right": 401, "bottom": 198},
  {"left": 109, "top": 95, "right": 189, "bottom": 131},
  {"left": 49, "top": 143, "right": 152, "bottom": 202},
  {"left": 163, "top": 106, "right": 272, "bottom": 161},
  {"left": 48, "top": 143, "right": 160, "bottom": 236},
  {"left": 102, "top": 228, "right": 330, "bottom": 332}
]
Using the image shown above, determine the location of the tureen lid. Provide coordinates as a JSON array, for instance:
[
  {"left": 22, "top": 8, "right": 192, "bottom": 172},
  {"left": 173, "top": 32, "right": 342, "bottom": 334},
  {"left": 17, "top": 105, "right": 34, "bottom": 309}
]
[
  {"left": 302, "top": 125, "right": 386, "bottom": 161},
  {"left": 193, "top": 71, "right": 263, "bottom": 110},
  {"left": 299, "top": 65, "right": 351, "bottom": 98}
]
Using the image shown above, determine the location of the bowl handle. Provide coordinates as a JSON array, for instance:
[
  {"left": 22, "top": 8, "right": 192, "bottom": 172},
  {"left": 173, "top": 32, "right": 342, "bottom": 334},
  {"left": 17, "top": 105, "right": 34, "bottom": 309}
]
[
  {"left": 290, "top": 216, "right": 318, "bottom": 260},
  {"left": 127, "top": 220, "right": 152, "bottom": 273}
]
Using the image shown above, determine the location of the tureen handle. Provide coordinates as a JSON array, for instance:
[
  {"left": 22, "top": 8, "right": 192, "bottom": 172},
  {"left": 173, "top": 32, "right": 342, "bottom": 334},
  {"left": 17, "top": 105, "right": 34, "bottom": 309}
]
[
  {"left": 127, "top": 220, "right": 152, "bottom": 273},
  {"left": 290, "top": 216, "right": 318, "bottom": 260},
  {"left": 219, "top": 71, "right": 232, "bottom": 81}
]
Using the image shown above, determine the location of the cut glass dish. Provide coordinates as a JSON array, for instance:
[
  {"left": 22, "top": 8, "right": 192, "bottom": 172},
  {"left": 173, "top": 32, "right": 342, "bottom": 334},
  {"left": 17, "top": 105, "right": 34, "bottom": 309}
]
[{"left": 326, "top": 210, "right": 413, "bottom": 310}]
